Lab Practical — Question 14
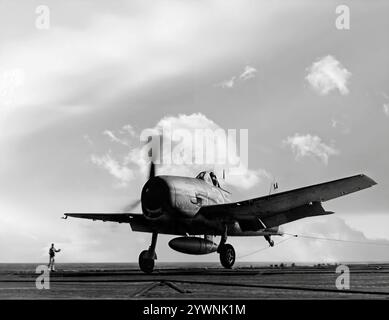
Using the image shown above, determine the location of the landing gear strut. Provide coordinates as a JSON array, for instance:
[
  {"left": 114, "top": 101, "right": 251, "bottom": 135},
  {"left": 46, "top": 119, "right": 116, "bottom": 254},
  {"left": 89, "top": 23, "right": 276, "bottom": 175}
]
[
  {"left": 217, "top": 225, "right": 235, "bottom": 269},
  {"left": 139, "top": 232, "right": 158, "bottom": 274},
  {"left": 264, "top": 235, "right": 274, "bottom": 247}
]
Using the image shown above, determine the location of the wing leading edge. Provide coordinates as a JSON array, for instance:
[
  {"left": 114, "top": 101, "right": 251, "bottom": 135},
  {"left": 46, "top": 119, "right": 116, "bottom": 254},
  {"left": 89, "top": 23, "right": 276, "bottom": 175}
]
[
  {"left": 64, "top": 213, "right": 155, "bottom": 232},
  {"left": 64, "top": 213, "right": 141, "bottom": 223},
  {"left": 63, "top": 213, "right": 154, "bottom": 233},
  {"left": 198, "top": 174, "right": 377, "bottom": 227}
]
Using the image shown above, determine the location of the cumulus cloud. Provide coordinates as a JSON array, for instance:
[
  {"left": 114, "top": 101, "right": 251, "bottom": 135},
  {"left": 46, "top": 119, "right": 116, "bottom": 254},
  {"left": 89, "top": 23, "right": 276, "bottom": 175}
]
[
  {"left": 281, "top": 216, "right": 389, "bottom": 263},
  {"left": 90, "top": 153, "right": 135, "bottom": 187},
  {"left": 283, "top": 133, "right": 339, "bottom": 165},
  {"left": 140, "top": 113, "right": 269, "bottom": 189},
  {"left": 306, "top": 55, "right": 351, "bottom": 95},
  {"left": 91, "top": 113, "right": 269, "bottom": 189},
  {"left": 216, "top": 65, "right": 257, "bottom": 89},
  {"left": 226, "top": 168, "right": 270, "bottom": 190},
  {"left": 235, "top": 216, "right": 389, "bottom": 263}
]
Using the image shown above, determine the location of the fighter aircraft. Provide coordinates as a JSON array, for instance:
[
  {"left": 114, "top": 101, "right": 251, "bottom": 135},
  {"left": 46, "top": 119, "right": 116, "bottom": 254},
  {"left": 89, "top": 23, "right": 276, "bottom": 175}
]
[{"left": 64, "top": 162, "right": 377, "bottom": 273}]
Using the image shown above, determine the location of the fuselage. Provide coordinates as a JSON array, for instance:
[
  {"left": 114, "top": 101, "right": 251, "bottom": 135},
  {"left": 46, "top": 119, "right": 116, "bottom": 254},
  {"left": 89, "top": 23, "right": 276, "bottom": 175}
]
[
  {"left": 130, "top": 174, "right": 280, "bottom": 237},
  {"left": 141, "top": 175, "right": 229, "bottom": 218}
]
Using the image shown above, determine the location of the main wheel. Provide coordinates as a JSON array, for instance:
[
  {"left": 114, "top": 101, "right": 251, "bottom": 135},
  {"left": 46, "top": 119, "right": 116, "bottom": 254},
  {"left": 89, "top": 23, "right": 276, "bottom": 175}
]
[
  {"left": 139, "top": 250, "right": 155, "bottom": 274},
  {"left": 219, "top": 244, "right": 235, "bottom": 269}
]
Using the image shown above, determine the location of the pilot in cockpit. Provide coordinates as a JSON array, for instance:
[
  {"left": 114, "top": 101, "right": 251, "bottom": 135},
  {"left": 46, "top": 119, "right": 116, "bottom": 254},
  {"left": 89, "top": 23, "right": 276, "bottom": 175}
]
[{"left": 209, "top": 171, "right": 220, "bottom": 188}]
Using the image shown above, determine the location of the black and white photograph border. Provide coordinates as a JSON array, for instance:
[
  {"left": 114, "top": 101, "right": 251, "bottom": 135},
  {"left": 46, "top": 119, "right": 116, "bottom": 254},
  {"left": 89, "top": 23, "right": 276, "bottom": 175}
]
[{"left": 1, "top": 0, "right": 389, "bottom": 305}]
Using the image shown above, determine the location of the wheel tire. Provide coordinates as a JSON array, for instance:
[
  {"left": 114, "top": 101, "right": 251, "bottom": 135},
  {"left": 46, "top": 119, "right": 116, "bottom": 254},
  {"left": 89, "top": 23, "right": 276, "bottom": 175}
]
[
  {"left": 139, "top": 250, "right": 155, "bottom": 274},
  {"left": 219, "top": 244, "right": 235, "bottom": 269}
]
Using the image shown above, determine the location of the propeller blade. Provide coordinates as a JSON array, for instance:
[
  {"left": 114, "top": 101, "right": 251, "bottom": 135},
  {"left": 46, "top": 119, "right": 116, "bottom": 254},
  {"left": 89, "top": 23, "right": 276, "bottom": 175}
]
[
  {"left": 149, "top": 161, "right": 155, "bottom": 179},
  {"left": 148, "top": 132, "right": 161, "bottom": 180},
  {"left": 122, "top": 199, "right": 141, "bottom": 212},
  {"left": 122, "top": 135, "right": 158, "bottom": 213}
]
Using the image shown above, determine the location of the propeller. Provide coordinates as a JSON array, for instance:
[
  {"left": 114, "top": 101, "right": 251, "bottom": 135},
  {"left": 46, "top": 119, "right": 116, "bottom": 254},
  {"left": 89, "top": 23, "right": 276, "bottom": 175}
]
[
  {"left": 149, "top": 160, "right": 155, "bottom": 180},
  {"left": 122, "top": 199, "right": 141, "bottom": 212},
  {"left": 122, "top": 161, "right": 156, "bottom": 213},
  {"left": 122, "top": 136, "right": 159, "bottom": 213}
]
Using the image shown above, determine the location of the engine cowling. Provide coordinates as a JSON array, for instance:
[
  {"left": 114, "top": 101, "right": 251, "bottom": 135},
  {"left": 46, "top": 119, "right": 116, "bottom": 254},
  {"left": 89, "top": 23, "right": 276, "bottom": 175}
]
[
  {"left": 168, "top": 237, "right": 218, "bottom": 255},
  {"left": 141, "top": 177, "right": 172, "bottom": 219}
]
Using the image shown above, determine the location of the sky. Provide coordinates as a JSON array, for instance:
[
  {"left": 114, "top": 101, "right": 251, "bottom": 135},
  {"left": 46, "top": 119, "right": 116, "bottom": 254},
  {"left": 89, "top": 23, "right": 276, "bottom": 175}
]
[{"left": 0, "top": 0, "right": 389, "bottom": 263}]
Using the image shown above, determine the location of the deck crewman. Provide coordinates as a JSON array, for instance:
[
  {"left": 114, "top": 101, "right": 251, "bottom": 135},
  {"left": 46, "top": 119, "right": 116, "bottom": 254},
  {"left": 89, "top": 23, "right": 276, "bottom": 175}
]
[{"left": 48, "top": 243, "right": 61, "bottom": 272}]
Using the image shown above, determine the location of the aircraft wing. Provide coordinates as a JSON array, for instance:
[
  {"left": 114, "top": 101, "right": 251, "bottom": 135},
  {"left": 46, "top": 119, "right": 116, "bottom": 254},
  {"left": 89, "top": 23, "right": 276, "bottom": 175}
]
[
  {"left": 197, "top": 174, "right": 377, "bottom": 228},
  {"left": 64, "top": 213, "right": 142, "bottom": 223},
  {"left": 64, "top": 213, "right": 155, "bottom": 233}
]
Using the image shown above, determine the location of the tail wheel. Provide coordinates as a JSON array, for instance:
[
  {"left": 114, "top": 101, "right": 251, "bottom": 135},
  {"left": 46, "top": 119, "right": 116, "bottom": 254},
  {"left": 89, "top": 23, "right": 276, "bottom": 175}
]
[
  {"left": 139, "top": 250, "right": 155, "bottom": 274},
  {"left": 219, "top": 244, "right": 235, "bottom": 269}
]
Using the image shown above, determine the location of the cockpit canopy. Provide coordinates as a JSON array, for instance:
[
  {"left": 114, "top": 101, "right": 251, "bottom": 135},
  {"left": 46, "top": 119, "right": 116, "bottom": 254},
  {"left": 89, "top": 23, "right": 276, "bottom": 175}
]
[{"left": 195, "top": 171, "right": 220, "bottom": 187}]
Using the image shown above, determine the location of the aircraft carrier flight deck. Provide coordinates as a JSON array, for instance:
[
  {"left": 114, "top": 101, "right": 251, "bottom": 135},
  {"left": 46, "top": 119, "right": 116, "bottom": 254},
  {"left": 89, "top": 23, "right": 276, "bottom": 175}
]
[{"left": 1, "top": 263, "right": 388, "bottom": 299}]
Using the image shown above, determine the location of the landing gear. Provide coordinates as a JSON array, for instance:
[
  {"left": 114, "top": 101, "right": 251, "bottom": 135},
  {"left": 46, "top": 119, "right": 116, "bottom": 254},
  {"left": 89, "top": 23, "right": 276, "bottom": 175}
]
[
  {"left": 217, "top": 225, "right": 235, "bottom": 269},
  {"left": 139, "top": 232, "right": 158, "bottom": 274},
  {"left": 264, "top": 235, "right": 274, "bottom": 247},
  {"left": 219, "top": 243, "right": 235, "bottom": 269},
  {"left": 139, "top": 250, "right": 154, "bottom": 274}
]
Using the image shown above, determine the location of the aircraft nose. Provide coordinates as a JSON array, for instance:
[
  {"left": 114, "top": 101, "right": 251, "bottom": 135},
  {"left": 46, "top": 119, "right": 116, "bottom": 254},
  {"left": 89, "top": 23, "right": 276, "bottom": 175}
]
[{"left": 141, "top": 177, "right": 170, "bottom": 218}]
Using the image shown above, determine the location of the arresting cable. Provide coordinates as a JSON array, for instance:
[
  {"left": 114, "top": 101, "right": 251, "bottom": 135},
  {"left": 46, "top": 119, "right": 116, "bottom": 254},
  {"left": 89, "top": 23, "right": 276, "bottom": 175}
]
[{"left": 236, "top": 232, "right": 389, "bottom": 260}]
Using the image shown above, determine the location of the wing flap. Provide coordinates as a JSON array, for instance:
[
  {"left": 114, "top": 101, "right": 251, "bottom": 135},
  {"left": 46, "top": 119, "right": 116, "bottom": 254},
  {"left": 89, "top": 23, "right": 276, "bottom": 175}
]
[{"left": 261, "top": 202, "right": 334, "bottom": 228}]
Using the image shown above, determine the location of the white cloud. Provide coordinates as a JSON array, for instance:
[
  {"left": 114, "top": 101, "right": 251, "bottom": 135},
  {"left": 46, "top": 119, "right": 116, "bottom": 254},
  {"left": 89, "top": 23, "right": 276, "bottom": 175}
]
[
  {"left": 103, "top": 130, "right": 129, "bottom": 146},
  {"left": 90, "top": 153, "right": 135, "bottom": 187},
  {"left": 216, "top": 76, "right": 236, "bottom": 89},
  {"left": 216, "top": 65, "right": 257, "bottom": 89},
  {"left": 91, "top": 113, "right": 269, "bottom": 189},
  {"left": 280, "top": 216, "right": 389, "bottom": 263},
  {"left": 226, "top": 168, "right": 270, "bottom": 190},
  {"left": 383, "top": 104, "right": 389, "bottom": 117},
  {"left": 141, "top": 113, "right": 269, "bottom": 189},
  {"left": 239, "top": 65, "right": 257, "bottom": 81},
  {"left": 103, "top": 130, "right": 122, "bottom": 143},
  {"left": 234, "top": 215, "right": 389, "bottom": 263},
  {"left": 121, "top": 124, "right": 136, "bottom": 137},
  {"left": 306, "top": 55, "right": 351, "bottom": 95},
  {"left": 283, "top": 133, "right": 339, "bottom": 165}
]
